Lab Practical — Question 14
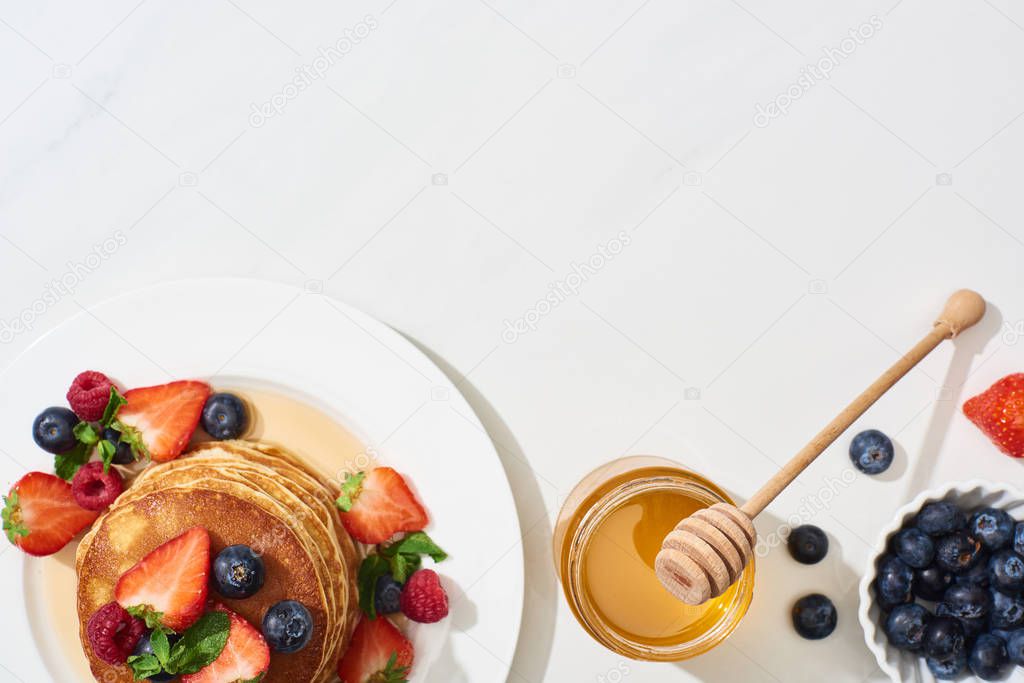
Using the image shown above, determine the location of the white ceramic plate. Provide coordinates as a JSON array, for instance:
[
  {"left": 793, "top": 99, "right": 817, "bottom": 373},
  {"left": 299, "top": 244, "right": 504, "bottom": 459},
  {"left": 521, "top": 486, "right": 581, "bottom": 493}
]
[
  {"left": 0, "top": 278, "right": 523, "bottom": 683},
  {"left": 858, "top": 480, "right": 1024, "bottom": 683}
]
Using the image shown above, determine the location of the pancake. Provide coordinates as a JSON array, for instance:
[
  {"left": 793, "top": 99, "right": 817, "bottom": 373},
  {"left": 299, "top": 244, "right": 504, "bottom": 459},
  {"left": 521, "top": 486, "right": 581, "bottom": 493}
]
[
  {"left": 77, "top": 488, "right": 329, "bottom": 683},
  {"left": 75, "top": 441, "right": 359, "bottom": 683},
  {"left": 122, "top": 461, "right": 345, "bottom": 673}
]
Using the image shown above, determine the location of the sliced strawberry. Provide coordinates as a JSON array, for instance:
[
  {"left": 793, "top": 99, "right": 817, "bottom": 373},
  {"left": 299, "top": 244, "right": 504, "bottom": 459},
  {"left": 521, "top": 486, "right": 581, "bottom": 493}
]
[
  {"left": 117, "top": 380, "right": 210, "bottom": 462},
  {"left": 964, "top": 373, "right": 1024, "bottom": 458},
  {"left": 336, "top": 468, "right": 429, "bottom": 544},
  {"left": 2, "top": 472, "right": 98, "bottom": 556},
  {"left": 337, "top": 615, "right": 413, "bottom": 683},
  {"left": 181, "top": 607, "right": 270, "bottom": 683},
  {"left": 115, "top": 526, "right": 210, "bottom": 631}
]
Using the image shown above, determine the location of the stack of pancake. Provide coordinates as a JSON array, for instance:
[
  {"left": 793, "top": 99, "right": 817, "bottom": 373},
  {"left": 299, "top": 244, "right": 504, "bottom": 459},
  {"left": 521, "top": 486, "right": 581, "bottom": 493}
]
[{"left": 76, "top": 440, "right": 359, "bottom": 683}]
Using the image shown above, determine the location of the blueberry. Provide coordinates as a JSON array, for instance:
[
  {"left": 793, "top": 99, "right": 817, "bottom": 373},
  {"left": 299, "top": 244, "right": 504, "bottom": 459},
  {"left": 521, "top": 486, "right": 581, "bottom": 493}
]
[
  {"left": 132, "top": 631, "right": 180, "bottom": 682},
  {"left": 201, "top": 393, "right": 249, "bottom": 440},
  {"left": 102, "top": 427, "right": 135, "bottom": 465},
  {"left": 791, "top": 593, "right": 837, "bottom": 640},
  {"left": 1014, "top": 522, "right": 1024, "bottom": 556},
  {"left": 969, "top": 508, "right": 1015, "bottom": 551},
  {"left": 926, "top": 651, "right": 967, "bottom": 680},
  {"left": 941, "top": 583, "right": 992, "bottom": 620},
  {"left": 374, "top": 573, "right": 403, "bottom": 615},
  {"left": 884, "top": 603, "right": 931, "bottom": 650},
  {"left": 262, "top": 600, "right": 313, "bottom": 653},
  {"left": 990, "top": 588, "right": 1024, "bottom": 630},
  {"left": 876, "top": 555, "right": 914, "bottom": 608},
  {"left": 1006, "top": 630, "right": 1024, "bottom": 665},
  {"left": 892, "top": 527, "right": 935, "bottom": 569},
  {"left": 787, "top": 525, "right": 828, "bottom": 565},
  {"left": 935, "top": 531, "right": 983, "bottom": 574},
  {"left": 848, "top": 429, "right": 894, "bottom": 474},
  {"left": 968, "top": 632, "right": 1008, "bottom": 680},
  {"left": 989, "top": 549, "right": 1024, "bottom": 594},
  {"left": 936, "top": 602, "right": 986, "bottom": 642},
  {"left": 213, "top": 545, "right": 265, "bottom": 599},
  {"left": 955, "top": 552, "right": 991, "bottom": 588},
  {"left": 914, "top": 565, "right": 954, "bottom": 601},
  {"left": 917, "top": 502, "right": 967, "bottom": 537},
  {"left": 32, "top": 407, "right": 78, "bottom": 454},
  {"left": 923, "top": 616, "right": 966, "bottom": 661}
]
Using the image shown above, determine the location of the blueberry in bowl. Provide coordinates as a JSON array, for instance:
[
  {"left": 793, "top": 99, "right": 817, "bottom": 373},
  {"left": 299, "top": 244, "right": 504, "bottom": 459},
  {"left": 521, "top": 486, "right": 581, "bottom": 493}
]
[
  {"left": 858, "top": 482, "right": 1024, "bottom": 683},
  {"left": 970, "top": 508, "right": 1015, "bottom": 551},
  {"left": 892, "top": 527, "right": 935, "bottom": 569},
  {"left": 884, "top": 603, "right": 931, "bottom": 651},
  {"left": 935, "top": 531, "right": 983, "bottom": 574},
  {"left": 989, "top": 549, "right": 1024, "bottom": 594}
]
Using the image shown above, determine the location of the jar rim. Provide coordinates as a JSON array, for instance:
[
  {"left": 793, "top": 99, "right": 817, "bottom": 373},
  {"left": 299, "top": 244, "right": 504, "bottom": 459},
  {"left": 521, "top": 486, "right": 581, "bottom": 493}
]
[{"left": 562, "top": 471, "right": 755, "bottom": 661}]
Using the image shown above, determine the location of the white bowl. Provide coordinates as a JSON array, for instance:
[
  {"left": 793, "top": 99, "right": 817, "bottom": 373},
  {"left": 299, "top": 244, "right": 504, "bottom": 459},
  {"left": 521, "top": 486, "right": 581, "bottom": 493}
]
[{"left": 858, "top": 480, "right": 1024, "bottom": 683}]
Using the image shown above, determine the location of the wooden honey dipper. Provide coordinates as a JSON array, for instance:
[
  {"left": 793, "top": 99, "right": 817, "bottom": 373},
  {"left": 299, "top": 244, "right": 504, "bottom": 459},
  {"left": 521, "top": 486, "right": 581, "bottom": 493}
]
[{"left": 655, "top": 289, "right": 986, "bottom": 605}]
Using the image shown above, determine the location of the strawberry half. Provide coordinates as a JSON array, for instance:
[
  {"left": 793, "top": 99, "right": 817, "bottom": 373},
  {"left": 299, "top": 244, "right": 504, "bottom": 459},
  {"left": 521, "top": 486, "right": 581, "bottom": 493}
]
[
  {"left": 115, "top": 526, "right": 210, "bottom": 631},
  {"left": 2, "top": 472, "right": 99, "bottom": 556},
  {"left": 117, "top": 380, "right": 210, "bottom": 462},
  {"left": 337, "top": 615, "right": 413, "bottom": 683},
  {"left": 181, "top": 607, "right": 270, "bottom": 683},
  {"left": 964, "top": 373, "right": 1024, "bottom": 458},
  {"left": 336, "top": 468, "right": 429, "bottom": 544}
]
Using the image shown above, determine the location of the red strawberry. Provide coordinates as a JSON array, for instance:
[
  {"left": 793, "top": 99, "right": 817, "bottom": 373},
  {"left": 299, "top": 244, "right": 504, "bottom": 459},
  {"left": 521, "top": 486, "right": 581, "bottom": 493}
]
[
  {"left": 400, "top": 569, "right": 449, "bottom": 624},
  {"left": 181, "top": 607, "right": 270, "bottom": 683},
  {"left": 2, "top": 472, "right": 99, "bottom": 556},
  {"left": 964, "top": 373, "right": 1024, "bottom": 458},
  {"left": 337, "top": 615, "right": 413, "bottom": 683},
  {"left": 336, "top": 468, "right": 429, "bottom": 544},
  {"left": 117, "top": 380, "right": 210, "bottom": 462},
  {"left": 115, "top": 526, "right": 210, "bottom": 631}
]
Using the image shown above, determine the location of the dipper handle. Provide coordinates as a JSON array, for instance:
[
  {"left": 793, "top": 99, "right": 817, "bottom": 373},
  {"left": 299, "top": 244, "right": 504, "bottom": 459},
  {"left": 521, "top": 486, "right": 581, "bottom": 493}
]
[{"left": 740, "top": 289, "right": 985, "bottom": 518}]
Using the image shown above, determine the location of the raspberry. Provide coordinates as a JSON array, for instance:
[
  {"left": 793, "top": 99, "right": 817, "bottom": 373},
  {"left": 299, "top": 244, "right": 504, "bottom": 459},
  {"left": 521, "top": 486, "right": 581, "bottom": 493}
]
[
  {"left": 67, "top": 371, "right": 114, "bottom": 421},
  {"left": 72, "top": 461, "right": 123, "bottom": 511},
  {"left": 400, "top": 569, "right": 449, "bottom": 623},
  {"left": 86, "top": 601, "right": 145, "bottom": 664}
]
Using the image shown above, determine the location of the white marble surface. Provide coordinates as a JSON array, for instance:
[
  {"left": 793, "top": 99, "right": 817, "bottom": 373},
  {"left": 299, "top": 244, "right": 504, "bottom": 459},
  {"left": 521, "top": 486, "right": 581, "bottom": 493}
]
[{"left": 2, "top": 1, "right": 1024, "bottom": 681}]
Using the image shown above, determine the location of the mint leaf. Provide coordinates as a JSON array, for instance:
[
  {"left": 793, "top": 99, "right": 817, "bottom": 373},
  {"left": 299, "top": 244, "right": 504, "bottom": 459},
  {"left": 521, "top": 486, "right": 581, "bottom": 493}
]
[
  {"left": 127, "top": 653, "right": 163, "bottom": 680},
  {"left": 240, "top": 675, "right": 265, "bottom": 683},
  {"left": 97, "top": 440, "right": 117, "bottom": 473},
  {"left": 381, "top": 531, "right": 448, "bottom": 563},
  {"left": 389, "top": 552, "right": 421, "bottom": 584},
  {"left": 2, "top": 493, "right": 28, "bottom": 543},
  {"left": 126, "top": 605, "right": 166, "bottom": 631},
  {"left": 100, "top": 386, "right": 127, "bottom": 426},
  {"left": 166, "top": 611, "right": 230, "bottom": 675},
  {"left": 336, "top": 472, "right": 366, "bottom": 512},
  {"left": 54, "top": 441, "right": 92, "bottom": 481},
  {"left": 150, "top": 627, "right": 170, "bottom": 667},
  {"left": 73, "top": 421, "right": 99, "bottom": 446},
  {"left": 357, "top": 554, "right": 390, "bottom": 618},
  {"left": 109, "top": 419, "right": 149, "bottom": 461}
]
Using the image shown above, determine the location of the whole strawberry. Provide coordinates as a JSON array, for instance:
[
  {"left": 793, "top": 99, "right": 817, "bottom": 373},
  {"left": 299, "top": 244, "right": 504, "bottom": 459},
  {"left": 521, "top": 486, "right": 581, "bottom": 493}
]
[{"left": 964, "top": 373, "right": 1024, "bottom": 458}]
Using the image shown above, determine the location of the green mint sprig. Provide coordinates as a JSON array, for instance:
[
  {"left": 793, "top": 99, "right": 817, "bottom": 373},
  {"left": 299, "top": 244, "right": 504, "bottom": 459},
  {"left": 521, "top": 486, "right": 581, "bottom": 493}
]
[
  {"left": 357, "top": 531, "right": 447, "bottom": 618},
  {"left": 127, "top": 611, "right": 230, "bottom": 680}
]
